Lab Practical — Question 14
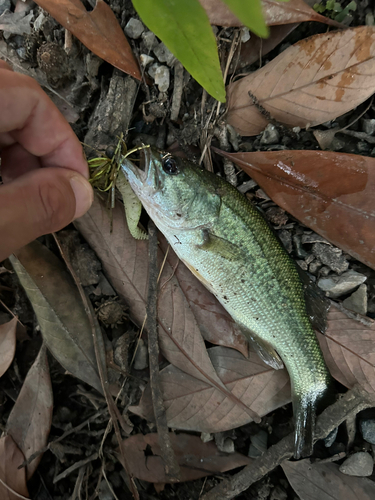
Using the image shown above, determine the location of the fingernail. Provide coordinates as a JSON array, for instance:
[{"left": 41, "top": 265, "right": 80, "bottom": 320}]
[{"left": 70, "top": 175, "right": 93, "bottom": 219}]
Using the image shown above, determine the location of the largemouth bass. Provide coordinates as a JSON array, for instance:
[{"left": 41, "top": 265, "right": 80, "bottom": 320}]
[{"left": 121, "top": 147, "right": 333, "bottom": 458}]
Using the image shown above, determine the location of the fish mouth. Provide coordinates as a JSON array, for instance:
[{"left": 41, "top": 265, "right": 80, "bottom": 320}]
[{"left": 120, "top": 145, "right": 157, "bottom": 193}]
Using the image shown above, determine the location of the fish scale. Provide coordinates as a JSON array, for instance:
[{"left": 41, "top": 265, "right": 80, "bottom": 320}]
[{"left": 121, "top": 147, "right": 333, "bottom": 458}]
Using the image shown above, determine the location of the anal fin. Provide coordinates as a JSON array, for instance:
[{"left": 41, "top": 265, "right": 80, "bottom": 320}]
[{"left": 239, "top": 327, "right": 284, "bottom": 370}]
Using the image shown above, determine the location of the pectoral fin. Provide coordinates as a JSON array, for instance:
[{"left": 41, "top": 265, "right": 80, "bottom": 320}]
[
  {"left": 240, "top": 327, "right": 284, "bottom": 370},
  {"left": 197, "top": 229, "right": 244, "bottom": 261}
]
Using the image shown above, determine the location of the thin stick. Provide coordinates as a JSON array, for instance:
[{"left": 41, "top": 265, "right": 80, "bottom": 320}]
[
  {"left": 147, "top": 220, "right": 181, "bottom": 482},
  {"left": 201, "top": 385, "right": 375, "bottom": 500}
]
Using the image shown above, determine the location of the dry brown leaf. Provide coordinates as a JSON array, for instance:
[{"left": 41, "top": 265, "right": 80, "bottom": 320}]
[
  {"left": 317, "top": 305, "right": 375, "bottom": 394},
  {"left": 282, "top": 458, "right": 375, "bottom": 499},
  {"left": 33, "top": 0, "right": 141, "bottom": 80},
  {"left": 0, "top": 318, "right": 17, "bottom": 378},
  {"left": 0, "top": 436, "right": 29, "bottom": 500},
  {"left": 130, "top": 346, "right": 291, "bottom": 433},
  {"left": 213, "top": 148, "right": 375, "bottom": 271},
  {"left": 6, "top": 345, "right": 53, "bottom": 480},
  {"left": 76, "top": 197, "right": 261, "bottom": 421},
  {"left": 227, "top": 27, "right": 375, "bottom": 136},
  {"left": 119, "top": 432, "right": 252, "bottom": 483},
  {"left": 9, "top": 242, "right": 103, "bottom": 394},
  {"left": 200, "top": 0, "right": 342, "bottom": 28}
]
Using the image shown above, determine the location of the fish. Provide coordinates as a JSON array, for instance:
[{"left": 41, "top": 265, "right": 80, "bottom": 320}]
[{"left": 120, "top": 146, "right": 334, "bottom": 459}]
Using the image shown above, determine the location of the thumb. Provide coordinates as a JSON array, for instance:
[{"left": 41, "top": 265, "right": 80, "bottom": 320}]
[{"left": 0, "top": 167, "right": 93, "bottom": 261}]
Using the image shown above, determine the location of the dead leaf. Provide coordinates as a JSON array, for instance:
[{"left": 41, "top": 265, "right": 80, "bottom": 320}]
[
  {"left": 317, "top": 305, "right": 375, "bottom": 394},
  {"left": 130, "top": 346, "right": 291, "bottom": 433},
  {"left": 227, "top": 27, "right": 375, "bottom": 136},
  {"left": 212, "top": 148, "right": 375, "bottom": 271},
  {"left": 0, "top": 436, "right": 29, "bottom": 500},
  {"left": 200, "top": 0, "right": 342, "bottom": 28},
  {"left": 75, "top": 196, "right": 253, "bottom": 413},
  {"left": 9, "top": 241, "right": 103, "bottom": 394},
  {"left": 6, "top": 345, "right": 53, "bottom": 480},
  {"left": 282, "top": 458, "right": 375, "bottom": 500},
  {"left": 0, "top": 318, "right": 17, "bottom": 378},
  {"left": 119, "top": 432, "right": 252, "bottom": 483},
  {"left": 33, "top": 0, "right": 141, "bottom": 80},
  {"left": 0, "top": 11, "right": 32, "bottom": 35}
]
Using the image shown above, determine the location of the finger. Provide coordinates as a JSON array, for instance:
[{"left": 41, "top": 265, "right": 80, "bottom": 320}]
[
  {"left": 1, "top": 143, "right": 42, "bottom": 182},
  {"left": 0, "top": 167, "right": 93, "bottom": 262},
  {"left": 0, "top": 60, "right": 12, "bottom": 71},
  {"left": 0, "top": 69, "right": 88, "bottom": 178}
]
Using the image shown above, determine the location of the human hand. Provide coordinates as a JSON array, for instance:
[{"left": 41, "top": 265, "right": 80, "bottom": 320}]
[{"left": 0, "top": 60, "right": 93, "bottom": 261}]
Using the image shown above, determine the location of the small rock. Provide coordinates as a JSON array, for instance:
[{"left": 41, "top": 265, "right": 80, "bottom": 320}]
[
  {"left": 240, "top": 27, "right": 251, "bottom": 43},
  {"left": 142, "top": 30, "right": 157, "bottom": 50},
  {"left": 98, "top": 479, "right": 114, "bottom": 500},
  {"left": 154, "top": 65, "right": 170, "bottom": 92},
  {"left": 153, "top": 42, "right": 175, "bottom": 66},
  {"left": 360, "top": 419, "right": 375, "bottom": 445},
  {"left": 140, "top": 53, "right": 154, "bottom": 67},
  {"left": 309, "top": 260, "right": 322, "bottom": 275},
  {"left": 339, "top": 452, "right": 374, "bottom": 477},
  {"left": 293, "top": 234, "right": 309, "bottom": 259},
  {"left": 255, "top": 188, "right": 270, "bottom": 201},
  {"left": 357, "top": 141, "right": 371, "bottom": 154},
  {"left": 312, "top": 242, "right": 349, "bottom": 274},
  {"left": 0, "top": 0, "right": 10, "bottom": 15},
  {"left": 343, "top": 284, "right": 367, "bottom": 315},
  {"left": 324, "top": 427, "right": 338, "bottom": 447},
  {"left": 278, "top": 229, "right": 293, "bottom": 253},
  {"left": 302, "top": 233, "right": 330, "bottom": 245},
  {"left": 318, "top": 270, "right": 367, "bottom": 298},
  {"left": 221, "top": 438, "right": 235, "bottom": 453},
  {"left": 200, "top": 432, "right": 213, "bottom": 443},
  {"left": 124, "top": 18, "right": 144, "bottom": 39},
  {"left": 296, "top": 260, "right": 308, "bottom": 271},
  {"left": 133, "top": 339, "right": 148, "bottom": 370},
  {"left": 265, "top": 207, "right": 288, "bottom": 226},
  {"left": 362, "top": 118, "right": 375, "bottom": 135},
  {"left": 148, "top": 62, "right": 159, "bottom": 79},
  {"left": 319, "top": 266, "right": 331, "bottom": 277},
  {"left": 237, "top": 179, "right": 257, "bottom": 194},
  {"left": 215, "top": 432, "right": 235, "bottom": 453},
  {"left": 260, "top": 124, "right": 280, "bottom": 145}
]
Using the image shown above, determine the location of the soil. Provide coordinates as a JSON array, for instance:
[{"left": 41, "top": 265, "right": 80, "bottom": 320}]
[{"left": 1, "top": 1, "right": 375, "bottom": 499}]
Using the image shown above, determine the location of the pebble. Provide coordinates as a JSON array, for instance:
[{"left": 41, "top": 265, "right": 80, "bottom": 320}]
[
  {"left": 154, "top": 65, "right": 170, "bottom": 92},
  {"left": 357, "top": 141, "right": 372, "bottom": 154},
  {"left": 324, "top": 427, "right": 338, "bottom": 447},
  {"left": 309, "top": 260, "right": 322, "bottom": 274},
  {"left": 318, "top": 270, "right": 367, "bottom": 298},
  {"left": 278, "top": 229, "right": 293, "bottom": 253},
  {"left": 362, "top": 118, "right": 375, "bottom": 136},
  {"left": 339, "top": 452, "right": 374, "bottom": 477},
  {"left": 153, "top": 42, "right": 176, "bottom": 66},
  {"left": 293, "top": 234, "right": 309, "bottom": 259},
  {"left": 240, "top": 27, "right": 251, "bottom": 43},
  {"left": 312, "top": 242, "right": 349, "bottom": 274},
  {"left": 343, "top": 284, "right": 367, "bottom": 315},
  {"left": 200, "top": 432, "right": 213, "bottom": 443},
  {"left": 296, "top": 260, "right": 308, "bottom": 271},
  {"left": 142, "top": 30, "right": 157, "bottom": 50},
  {"left": 140, "top": 54, "right": 154, "bottom": 67},
  {"left": 302, "top": 233, "right": 330, "bottom": 245},
  {"left": 360, "top": 419, "right": 375, "bottom": 445},
  {"left": 0, "top": 0, "right": 10, "bottom": 15},
  {"left": 260, "top": 124, "right": 280, "bottom": 145},
  {"left": 98, "top": 479, "right": 114, "bottom": 500},
  {"left": 124, "top": 18, "right": 144, "bottom": 39},
  {"left": 133, "top": 339, "right": 148, "bottom": 370}
]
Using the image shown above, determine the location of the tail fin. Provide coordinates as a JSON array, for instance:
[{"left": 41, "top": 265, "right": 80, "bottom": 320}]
[{"left": 293, "top": 394, "right": 315, "bottom": 459}]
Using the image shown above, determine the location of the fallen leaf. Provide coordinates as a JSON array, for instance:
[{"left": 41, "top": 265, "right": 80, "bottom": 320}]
[
  {"left": 130, "top": 346, "right": 291, "bottom": 433},
  {"left": 6, "top": 345, "right": 53, "bottom": 480},
  {"left": 119, "top": 432, "right": 252, "bottom": 483},
  {"left": 212, "top": 148, "right": 375, "bottom": 271},
  {"left": 227, "top": 27, "right": 375, "bottom": 136},
  {"left": 0, "top": 11, "right": 32, "bottom": 34},
  {"left": 201, "top": 0, "right": 343, "bottom": 28},
  {"left": 0, "top": 318, "right": 17, "bottom": 378},
  {"left": 0, "top": 435, "right": 29, "bottom": 500},
  {"left": 9, "top": 241, "right": 103, "bottom": 394},
  {"left": 75, "top": 197, "right": 259, "bottom": 419},
  {"left": 33, "top": 0, "right": 141, "bottom": 80},
  {"left": 317, "top": 305, "right": 375, "bottom": 394},
  {"left": 282, "top": 458, "right": 375, "bottom": 500}
]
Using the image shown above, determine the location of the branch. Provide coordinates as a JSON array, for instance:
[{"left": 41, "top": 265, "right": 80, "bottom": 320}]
[{"left": 202, "top": 385, "right": 375, "bottom": 500}]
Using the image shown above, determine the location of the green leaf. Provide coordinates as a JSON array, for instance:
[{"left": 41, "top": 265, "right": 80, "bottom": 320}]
[
  {"left": 132, "top": 0, "right": 226, "bottom": 102},
  {"left": 220, "top": 0, "right": 268, "bottom": 38}
]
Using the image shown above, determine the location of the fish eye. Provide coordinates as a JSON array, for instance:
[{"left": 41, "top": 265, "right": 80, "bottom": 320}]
[{"left": 162, "top": 157, "right": 179, "bottom": 175}]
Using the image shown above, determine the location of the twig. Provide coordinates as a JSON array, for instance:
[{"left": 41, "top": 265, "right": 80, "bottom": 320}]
[
  {"left": 147, "top": 220, "right": 181, "bottom": 482},
  {"left": 170, "top": 62, "right": 184, "bottom": 122},
  {"left": 201, "top": 385, "right": 375, "bottom": 500},
  {"left": 53, "top": 453, "right": 99, "bottom": 484}
]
